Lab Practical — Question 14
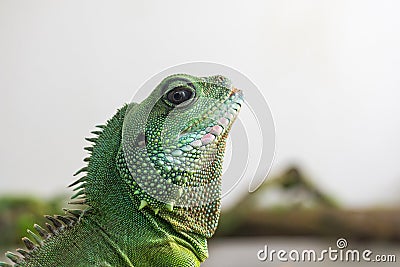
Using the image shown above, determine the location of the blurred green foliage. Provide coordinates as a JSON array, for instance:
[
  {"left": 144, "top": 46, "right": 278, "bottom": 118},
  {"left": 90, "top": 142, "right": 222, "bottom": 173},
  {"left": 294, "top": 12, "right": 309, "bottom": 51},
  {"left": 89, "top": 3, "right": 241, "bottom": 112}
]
[
  {"left": 0, "top": 195, "right": 67, "bottom": 249},
  {"left": 0, "top": 167, "right": 399, "bottom": 252}
]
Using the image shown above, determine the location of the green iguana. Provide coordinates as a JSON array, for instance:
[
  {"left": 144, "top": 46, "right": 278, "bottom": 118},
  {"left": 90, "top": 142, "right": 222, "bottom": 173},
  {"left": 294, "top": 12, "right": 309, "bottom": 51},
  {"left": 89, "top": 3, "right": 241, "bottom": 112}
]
[{"left": 0, "top": 74, "right": 243, "bottom": 267}]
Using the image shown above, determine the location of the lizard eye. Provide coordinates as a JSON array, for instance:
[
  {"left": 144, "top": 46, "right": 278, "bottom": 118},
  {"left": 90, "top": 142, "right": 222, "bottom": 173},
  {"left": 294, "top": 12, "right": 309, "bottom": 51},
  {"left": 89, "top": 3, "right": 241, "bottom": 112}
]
[{"left": 166, "top": 87, "right": 194, "bottom": 106}]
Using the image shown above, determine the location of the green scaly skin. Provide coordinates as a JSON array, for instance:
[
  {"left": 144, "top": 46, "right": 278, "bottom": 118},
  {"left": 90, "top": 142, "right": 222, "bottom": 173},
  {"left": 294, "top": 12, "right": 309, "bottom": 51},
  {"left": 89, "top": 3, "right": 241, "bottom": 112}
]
[{"left": 0, "top": 74, "right": 243, "bottom": 267}]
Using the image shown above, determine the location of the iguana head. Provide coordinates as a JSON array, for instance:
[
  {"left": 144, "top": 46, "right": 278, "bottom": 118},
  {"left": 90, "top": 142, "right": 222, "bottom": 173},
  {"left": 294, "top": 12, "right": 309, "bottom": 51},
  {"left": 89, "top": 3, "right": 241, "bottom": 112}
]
[
  {"left": 118, "top": 74, "right": 243, "bottom": 239},
  {"left": 0, "top": 74, "right": 243, "bottom": 267}
]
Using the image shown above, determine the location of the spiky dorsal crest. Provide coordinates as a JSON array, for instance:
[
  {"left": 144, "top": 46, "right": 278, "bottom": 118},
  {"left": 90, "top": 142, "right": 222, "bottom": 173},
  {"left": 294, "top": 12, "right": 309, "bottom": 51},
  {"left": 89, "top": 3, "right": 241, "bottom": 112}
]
[
  {"left": 67, "top": 125, "right": 106, "bottom": 204},
  {"left": 0, "top": 209, "right": 83, "bottom": 266},
  {"left": 0, "top": 124, "right": 104, "bottom": 267}
]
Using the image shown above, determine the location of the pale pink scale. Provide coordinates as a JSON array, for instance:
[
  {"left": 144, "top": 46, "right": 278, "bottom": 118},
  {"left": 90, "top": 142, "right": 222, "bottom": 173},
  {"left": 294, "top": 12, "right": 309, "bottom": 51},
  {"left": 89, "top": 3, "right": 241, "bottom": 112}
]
[
  {"left": 210, "top": 125, "right": 223, "bottom": 136},
  {"left": 218, "top": 117, "right": 229, "bottom": 127},
  {"left": 201, "top": 133, "right": 216, "bottom": 145}
]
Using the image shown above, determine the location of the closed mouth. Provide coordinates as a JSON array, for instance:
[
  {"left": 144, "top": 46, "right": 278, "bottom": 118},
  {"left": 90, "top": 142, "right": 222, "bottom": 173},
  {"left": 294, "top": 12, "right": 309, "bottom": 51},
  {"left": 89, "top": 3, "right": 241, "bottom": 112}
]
[{"left": 177, "top": 88, "right": 243, "bottom": 148}]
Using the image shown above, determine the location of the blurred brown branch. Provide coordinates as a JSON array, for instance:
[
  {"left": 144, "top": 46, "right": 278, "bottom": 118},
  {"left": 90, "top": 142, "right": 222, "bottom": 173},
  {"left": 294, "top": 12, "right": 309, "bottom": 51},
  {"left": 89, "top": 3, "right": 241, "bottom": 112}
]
[{"left": 217, "top": 167, "right": 400, "bottom": 242}]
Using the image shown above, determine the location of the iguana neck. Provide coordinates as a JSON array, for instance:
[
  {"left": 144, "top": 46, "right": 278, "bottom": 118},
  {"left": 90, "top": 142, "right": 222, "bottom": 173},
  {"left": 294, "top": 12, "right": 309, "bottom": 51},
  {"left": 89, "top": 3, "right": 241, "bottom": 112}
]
[
  {"left": 74, "top": 103, "right": 209, "bottom": 261},
  {"left": 1, "top": 74, "right": 243, "bottom": 267}
]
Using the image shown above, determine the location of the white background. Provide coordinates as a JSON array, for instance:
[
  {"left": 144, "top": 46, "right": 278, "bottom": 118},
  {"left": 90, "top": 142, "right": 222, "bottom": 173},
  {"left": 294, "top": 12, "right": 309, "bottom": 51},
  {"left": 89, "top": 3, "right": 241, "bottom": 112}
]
[{"left": 1, "top": 0, "right": 399, "bottom": 208}]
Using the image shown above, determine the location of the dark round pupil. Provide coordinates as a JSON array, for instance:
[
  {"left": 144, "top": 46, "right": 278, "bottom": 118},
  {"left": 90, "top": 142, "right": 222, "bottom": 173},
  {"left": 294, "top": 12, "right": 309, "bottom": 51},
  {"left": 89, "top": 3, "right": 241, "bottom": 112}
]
[
  {"left": 167, "top": 87, "right": 193, "bottom": 105},
  {"left": 173, "top": 91, "right": 184, "bottom": 101}
]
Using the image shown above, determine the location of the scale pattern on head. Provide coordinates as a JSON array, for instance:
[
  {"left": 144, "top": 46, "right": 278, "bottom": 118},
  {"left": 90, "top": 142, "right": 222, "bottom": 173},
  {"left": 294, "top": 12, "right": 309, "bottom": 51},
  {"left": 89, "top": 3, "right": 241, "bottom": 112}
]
[{"left": 117, "top": 74, "right": 243, "bottom": 238}]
